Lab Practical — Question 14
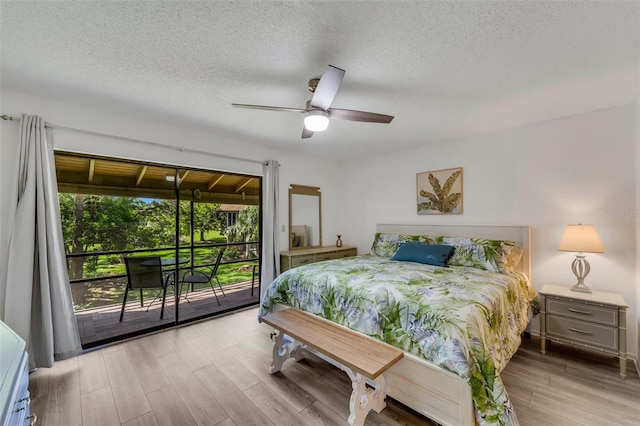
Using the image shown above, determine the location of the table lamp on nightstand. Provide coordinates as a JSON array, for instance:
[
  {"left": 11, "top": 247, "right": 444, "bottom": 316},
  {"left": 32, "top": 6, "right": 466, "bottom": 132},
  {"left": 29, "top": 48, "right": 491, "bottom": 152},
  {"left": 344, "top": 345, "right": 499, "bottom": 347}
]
[{"left": 558, "top": 224, "right": 605, "bottom": 293}]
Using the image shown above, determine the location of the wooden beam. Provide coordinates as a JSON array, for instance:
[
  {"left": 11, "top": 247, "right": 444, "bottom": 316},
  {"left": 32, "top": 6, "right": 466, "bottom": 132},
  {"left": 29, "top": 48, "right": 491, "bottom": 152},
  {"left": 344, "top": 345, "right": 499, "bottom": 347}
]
[
  {"left": 135, "top": 165, "right": 148, "bottom": 186},
  {"left": 234, "top": 177, "right": 253, "bottom": 193},
  {"left": 207, "top": 174, "right": 225, "bottom": 190},
  {"left": 180, "top": 170, "right": 190, "bottom": 183},
  {"left": 57, "top": 182, "right": 259, "bottom": 204},
  {"left": 88, "top": 159, "right": 95, "bottom": 183}
]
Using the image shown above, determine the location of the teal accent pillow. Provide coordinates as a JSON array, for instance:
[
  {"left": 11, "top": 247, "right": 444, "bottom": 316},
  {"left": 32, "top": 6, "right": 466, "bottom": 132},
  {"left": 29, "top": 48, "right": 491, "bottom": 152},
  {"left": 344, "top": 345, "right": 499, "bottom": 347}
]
[{"left": 391, "top": 243, "right": 455, "bottom": 267}]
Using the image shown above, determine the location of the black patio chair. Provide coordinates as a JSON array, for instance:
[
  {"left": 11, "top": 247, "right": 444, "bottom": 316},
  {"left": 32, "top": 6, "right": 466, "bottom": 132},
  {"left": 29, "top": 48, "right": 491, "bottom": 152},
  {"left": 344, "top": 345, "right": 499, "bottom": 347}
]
[
  {"left": 180, "top": 249, "right": 226, "bottom": 305},
  {"left": 120, "top": 256, "right": 170, "bottom": 322}
]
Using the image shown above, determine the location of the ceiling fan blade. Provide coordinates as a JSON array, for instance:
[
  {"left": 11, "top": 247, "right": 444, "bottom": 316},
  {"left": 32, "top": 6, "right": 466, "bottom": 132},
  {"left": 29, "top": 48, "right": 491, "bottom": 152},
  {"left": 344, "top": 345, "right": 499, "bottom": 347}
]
[
  {"left": 329, "top": 108, "right": 394, "bottom": 123},
  {"left": 232, "top": 103, "right": 307, "bottom": 113},
  {"left": 302, "top": 127, "right": 314, "bottom": 139},
  {"left": 310, "top": 65, "right": 345, "bottom": 111}
]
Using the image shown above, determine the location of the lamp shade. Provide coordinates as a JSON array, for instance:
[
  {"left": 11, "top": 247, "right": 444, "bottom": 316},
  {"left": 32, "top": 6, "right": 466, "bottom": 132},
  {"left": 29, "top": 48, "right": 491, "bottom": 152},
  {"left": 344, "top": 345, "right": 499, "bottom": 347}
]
[
  {"left": 304, "top": 110, "right": 329, "bottom": 132},
  {"left": 558, "top": 224, "right": 605, "bottom": 253}
]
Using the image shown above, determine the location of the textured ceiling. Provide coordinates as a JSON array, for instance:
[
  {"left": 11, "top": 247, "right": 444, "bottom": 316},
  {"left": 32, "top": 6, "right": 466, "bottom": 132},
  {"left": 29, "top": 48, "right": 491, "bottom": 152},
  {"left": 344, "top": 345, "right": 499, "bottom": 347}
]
[{"left": 1, "top": 1, "right": 639, "bottom": 161}]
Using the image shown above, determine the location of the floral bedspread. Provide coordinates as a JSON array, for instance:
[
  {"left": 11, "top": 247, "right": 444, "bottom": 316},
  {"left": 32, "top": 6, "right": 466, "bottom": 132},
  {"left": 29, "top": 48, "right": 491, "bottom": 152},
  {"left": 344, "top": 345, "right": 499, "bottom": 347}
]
[{"left": 260, "top": 255, "right": 537, "bottom": 426}]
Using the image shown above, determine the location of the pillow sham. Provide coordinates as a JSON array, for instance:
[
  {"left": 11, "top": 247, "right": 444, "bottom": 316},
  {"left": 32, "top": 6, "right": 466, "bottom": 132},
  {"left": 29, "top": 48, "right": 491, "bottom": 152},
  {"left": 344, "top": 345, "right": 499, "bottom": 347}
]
[
  {"left": 502, "top": 243, "right": 525, "bottom": 274},
  {"left": 391, "top": 243, "right": 455, "bottom": 267},
  {"left": 432, "top": 236, "right": 522, "bottom": 274},
  {"left": 369, "top": 232, "right": 432, "bottom": 257}
]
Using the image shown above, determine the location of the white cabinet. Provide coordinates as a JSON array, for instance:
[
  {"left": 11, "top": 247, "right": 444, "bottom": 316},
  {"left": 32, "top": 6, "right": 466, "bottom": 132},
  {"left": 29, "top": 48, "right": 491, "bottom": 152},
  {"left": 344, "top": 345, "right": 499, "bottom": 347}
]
[{"left": 0, "top": 321, "right": 31, "bottom": 426}]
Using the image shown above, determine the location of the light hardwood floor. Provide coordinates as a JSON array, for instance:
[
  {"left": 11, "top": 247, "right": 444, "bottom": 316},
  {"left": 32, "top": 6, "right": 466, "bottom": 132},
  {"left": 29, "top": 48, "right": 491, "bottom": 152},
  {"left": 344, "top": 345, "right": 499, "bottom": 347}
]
[{"left": 30, "top": 307, "right": 640, "bottom": 426}]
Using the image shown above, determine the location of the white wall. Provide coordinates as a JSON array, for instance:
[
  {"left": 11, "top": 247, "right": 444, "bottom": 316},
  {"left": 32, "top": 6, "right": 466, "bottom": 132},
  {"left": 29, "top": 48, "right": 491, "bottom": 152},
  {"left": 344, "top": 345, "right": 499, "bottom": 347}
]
[
  {"left": 339, "top": 104, "right": 638, "bottom": 360},
  {"left": 0, "top": 90, "right": 342, "bottom": 314}
]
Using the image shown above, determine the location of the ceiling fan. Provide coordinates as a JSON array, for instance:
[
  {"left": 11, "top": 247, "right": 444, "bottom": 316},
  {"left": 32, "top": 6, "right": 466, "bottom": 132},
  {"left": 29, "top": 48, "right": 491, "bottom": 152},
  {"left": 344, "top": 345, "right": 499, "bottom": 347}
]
[{"left": 232, "top": 65, "right": 394, "bottom": 139}]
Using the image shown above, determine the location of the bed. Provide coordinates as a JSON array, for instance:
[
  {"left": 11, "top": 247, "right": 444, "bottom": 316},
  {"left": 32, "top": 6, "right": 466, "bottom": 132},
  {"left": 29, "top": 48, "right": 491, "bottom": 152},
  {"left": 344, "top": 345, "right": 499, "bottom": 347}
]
[{"left": 260, "top": 224, "right": 536, "bottom": 426}]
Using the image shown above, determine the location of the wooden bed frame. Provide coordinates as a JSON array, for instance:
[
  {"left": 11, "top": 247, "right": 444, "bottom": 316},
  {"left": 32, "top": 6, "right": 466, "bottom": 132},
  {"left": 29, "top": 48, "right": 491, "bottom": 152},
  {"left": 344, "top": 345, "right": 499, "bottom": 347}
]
[
  {"left": 377, "top": 224, "right": 531, "bottom": 426},
  {"left": 273, "top": 224, "right": 531, "bottom": 426}
]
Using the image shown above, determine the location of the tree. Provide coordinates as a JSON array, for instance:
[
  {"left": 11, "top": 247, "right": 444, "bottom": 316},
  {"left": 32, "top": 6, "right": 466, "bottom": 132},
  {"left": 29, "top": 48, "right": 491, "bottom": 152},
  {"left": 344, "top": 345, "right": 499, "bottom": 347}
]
[
  {"left": 191, "top": 202, "right": 226, "bottom": 242},
  {"left": 140, "top": 199, "right": 179, "bottom": 247},
  {"left": 59, "top": 194, "right": 161, "bottom": 307},
  {"left": 226, "top": 206, "right": 259, "bottom": 258}
]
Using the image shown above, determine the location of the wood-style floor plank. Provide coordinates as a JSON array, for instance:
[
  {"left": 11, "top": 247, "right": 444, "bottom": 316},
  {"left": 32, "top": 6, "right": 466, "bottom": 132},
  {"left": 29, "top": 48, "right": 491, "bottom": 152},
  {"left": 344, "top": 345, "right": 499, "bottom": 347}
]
[
  {"left": 80, "top": 386, "right": 121, "bottom": 426},
  {"left": 193, "top": 363, "right": 274, "bottom": 425},
  {"left": 121, "top": 412, "right": 160, "bottom": 426},
  {"left": 103, "top": 345, "right": 152, "bottom": 423},
  {"left": 29, "top": 307, "right": 640, "bottom": 426},
  {"left": 146, "top": 385, "right": 198, "bottom": 426},
  {"left": 77, "top": 349, "right": 110, "bottom": 395},
  {"left": 225, "top": 342, "right": 317, "bottom": 412},
  {"left": 44, "top": 356, "right": 82, "bottom": 426},
  {"left": 243, "top": 381, "right": 313, "bottom": 426},
  {"left": 504, "top": 335, "right": 640, "bottom": 426},
  {"left": 123, "top": 338, "right": 172, "bottom": 394}
]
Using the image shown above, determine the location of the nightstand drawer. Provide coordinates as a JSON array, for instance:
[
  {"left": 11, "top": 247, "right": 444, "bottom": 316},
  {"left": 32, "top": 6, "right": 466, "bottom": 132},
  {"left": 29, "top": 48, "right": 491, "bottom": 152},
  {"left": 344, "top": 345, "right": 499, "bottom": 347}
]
[
  {"left": 290, "top": 255, "right": 316, "bottom": 267},
  {"left": 547, "top": 298, "right": 617, "bottom": 326},
  {"left": 547, "top": 315, "right": 618, "bottom": 351}
]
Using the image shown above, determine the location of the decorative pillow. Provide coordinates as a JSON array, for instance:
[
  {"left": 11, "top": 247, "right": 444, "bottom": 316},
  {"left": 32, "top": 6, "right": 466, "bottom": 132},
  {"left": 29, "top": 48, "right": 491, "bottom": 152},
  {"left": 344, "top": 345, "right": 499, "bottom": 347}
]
[
  {"left": 432, "top": 236, "right": 522, "bottom": 274},
  {"left": 369, "top": 233, "right": 431, "bottom": 257},
  {"left": 391, "top": 243, "right": 455, "bottom": 267},
  {"left": 502, "top": 243, "right": 525, "bottom": 274}
]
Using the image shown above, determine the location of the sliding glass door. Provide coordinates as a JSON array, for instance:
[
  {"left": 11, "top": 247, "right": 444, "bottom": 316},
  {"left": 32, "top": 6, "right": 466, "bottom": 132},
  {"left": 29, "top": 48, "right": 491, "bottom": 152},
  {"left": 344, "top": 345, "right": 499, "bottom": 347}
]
[{"left": 55, "top": 152, "right": 261, "bottom": 348}]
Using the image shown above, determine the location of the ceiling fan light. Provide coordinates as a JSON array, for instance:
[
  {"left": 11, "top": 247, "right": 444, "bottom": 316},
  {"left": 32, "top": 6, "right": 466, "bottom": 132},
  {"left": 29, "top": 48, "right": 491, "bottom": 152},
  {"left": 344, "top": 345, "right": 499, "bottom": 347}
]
[{"left": 304, "top": 110, "right": 329, "bottom": 132}]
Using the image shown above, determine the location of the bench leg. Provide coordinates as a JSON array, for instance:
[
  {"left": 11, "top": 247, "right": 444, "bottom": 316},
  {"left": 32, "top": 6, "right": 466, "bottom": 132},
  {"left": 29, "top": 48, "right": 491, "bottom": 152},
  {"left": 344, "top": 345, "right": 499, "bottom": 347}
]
[
  {"left": 347, "top": 371, "right": 387, "bottom": 426},
  {"left": 269, "top": 329, "right": 304, "bottom": 374}
]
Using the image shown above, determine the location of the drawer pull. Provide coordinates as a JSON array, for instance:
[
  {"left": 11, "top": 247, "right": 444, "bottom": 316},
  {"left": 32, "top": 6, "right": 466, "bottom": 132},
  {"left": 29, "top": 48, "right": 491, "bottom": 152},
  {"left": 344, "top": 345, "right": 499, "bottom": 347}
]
[
  {"left": 568, "top": 327, "right": 593, "bottom": 335},
  {"left": 567, "top": 308, "right": 593, "bottom": 315}
]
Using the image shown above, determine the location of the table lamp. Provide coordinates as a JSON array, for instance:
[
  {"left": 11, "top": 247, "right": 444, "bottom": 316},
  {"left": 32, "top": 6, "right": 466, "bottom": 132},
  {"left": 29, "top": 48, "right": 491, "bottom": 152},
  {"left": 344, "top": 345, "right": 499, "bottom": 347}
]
[{"left": 558, "top": 224, "right": 605, "bottom": 293}]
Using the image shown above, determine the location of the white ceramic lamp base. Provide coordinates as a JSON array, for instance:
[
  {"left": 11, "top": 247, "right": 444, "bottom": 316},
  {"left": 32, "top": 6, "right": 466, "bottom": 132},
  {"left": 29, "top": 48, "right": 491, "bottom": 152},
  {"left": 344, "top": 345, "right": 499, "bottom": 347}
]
[{"left": 570, "top": 255, "right": 592, "bottom": 293}]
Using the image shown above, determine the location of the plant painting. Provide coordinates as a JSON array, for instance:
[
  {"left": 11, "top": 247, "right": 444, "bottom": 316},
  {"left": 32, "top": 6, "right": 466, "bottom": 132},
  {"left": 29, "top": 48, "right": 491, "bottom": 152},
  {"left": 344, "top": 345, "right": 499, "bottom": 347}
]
[{"left": 416, "top": 167, "right": 463, "bottom": 215}]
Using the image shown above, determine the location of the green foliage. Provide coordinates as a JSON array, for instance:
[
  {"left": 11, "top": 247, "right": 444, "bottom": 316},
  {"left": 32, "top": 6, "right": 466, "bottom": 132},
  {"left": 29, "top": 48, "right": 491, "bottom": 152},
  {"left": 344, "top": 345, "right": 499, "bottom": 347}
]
[
  {"left": 226, "top": 206, "right": 259, "bottom": 243},
  {"left": 59, "top": 194, "right": 165, "bottom": 254},
  {"left": 226, "top": 206, "right": 259, "bottom": 258},
  {"left": 59, "top": 191, "right": 260, "bottom": 310},
  {"left": 191, "top": 202, "right": 227, "bottom": 241}
]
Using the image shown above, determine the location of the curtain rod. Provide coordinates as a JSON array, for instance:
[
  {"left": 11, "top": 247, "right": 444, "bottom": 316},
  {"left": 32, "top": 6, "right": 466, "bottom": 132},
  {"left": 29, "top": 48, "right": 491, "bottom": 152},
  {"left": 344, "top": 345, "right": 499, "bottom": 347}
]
[{"left": 1, "top": 114, "right": 270, "bottom": 166}]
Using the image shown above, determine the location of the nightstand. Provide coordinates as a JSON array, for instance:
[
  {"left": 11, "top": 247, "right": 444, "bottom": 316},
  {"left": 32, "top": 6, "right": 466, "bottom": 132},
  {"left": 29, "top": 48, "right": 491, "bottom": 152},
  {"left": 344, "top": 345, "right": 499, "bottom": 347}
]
[{"left": 539, "top": 284, "right": 628, "bottom": 377}]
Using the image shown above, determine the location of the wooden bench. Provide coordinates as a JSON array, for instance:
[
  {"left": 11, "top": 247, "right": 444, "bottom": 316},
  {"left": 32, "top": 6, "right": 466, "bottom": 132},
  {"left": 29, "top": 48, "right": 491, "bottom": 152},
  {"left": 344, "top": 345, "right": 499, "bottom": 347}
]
[{"left": 261, "top": 308, "right": 404, "bottom": 426}]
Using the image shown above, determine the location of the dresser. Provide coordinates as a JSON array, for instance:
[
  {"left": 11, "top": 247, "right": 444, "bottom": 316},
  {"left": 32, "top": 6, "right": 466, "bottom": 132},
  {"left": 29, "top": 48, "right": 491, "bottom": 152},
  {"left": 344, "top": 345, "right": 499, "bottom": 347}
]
[
  {"left": 280, "top": 246, "right": 357, "bottom": 272},
  {"left": 539, "top": 284, "right": 628, "bottom": 377},
  {"left": 0, "top": 321, "right": 31, "bottom": 426}
]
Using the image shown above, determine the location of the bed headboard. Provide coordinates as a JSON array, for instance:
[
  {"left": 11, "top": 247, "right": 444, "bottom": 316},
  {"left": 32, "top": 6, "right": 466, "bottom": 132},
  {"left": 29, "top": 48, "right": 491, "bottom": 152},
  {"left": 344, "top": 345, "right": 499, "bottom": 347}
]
[{"left": 376, "top": 224, "right": 531, "bottom": 279}]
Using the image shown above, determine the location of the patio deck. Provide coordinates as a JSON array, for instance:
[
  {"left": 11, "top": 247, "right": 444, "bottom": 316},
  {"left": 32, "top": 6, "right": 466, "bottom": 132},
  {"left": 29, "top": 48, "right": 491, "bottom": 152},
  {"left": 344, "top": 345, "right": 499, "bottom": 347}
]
[{"left": 75, "top": 280, "right": 259, "bottom": 347}]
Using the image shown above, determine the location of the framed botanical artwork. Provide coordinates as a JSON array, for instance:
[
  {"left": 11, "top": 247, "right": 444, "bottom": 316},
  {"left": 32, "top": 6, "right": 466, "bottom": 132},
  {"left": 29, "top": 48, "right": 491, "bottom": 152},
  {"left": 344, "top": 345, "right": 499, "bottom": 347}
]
[{"left": 416, "top": 167, "right": 463, "bottom": 215}]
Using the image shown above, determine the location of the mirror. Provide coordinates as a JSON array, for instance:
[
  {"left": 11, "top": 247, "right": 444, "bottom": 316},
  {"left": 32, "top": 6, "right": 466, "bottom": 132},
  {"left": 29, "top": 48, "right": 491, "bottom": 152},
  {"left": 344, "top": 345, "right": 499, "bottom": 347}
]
[{"left": 289, "top": 184, "right": 322, "bottom": 250}]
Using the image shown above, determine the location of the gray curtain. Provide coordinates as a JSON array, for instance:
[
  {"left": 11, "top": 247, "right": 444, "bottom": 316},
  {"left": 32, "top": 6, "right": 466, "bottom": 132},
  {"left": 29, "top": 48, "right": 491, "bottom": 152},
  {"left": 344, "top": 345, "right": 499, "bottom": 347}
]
[
  {"left": 260, "top": 160, "right": 280, "bottom": 300},
  {"left": 3, "top": 114, "right": 82, "bottom": 368}
]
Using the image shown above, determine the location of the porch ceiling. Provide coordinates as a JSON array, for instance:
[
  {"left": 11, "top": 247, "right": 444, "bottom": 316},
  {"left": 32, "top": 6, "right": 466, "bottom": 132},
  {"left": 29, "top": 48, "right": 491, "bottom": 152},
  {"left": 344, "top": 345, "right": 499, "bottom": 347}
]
[{"left": 55, "top": 152, "right": 260, "bottom": 205}]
